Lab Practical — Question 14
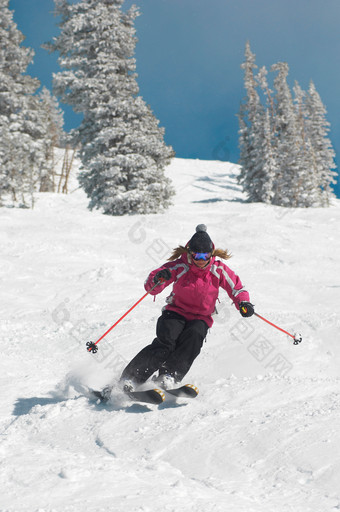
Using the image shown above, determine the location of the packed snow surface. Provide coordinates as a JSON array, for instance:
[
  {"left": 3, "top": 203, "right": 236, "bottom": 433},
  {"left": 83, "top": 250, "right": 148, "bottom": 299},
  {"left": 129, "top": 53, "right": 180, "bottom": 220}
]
[{"left": 1, "top": 157, "right": 340, "bottom": 512}]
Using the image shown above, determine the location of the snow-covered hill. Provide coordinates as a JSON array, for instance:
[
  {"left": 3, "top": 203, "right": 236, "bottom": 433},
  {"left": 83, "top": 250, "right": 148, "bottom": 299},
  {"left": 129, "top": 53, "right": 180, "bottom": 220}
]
[{"left": 1, "top": 158, "right": 340, "bottom": 512}]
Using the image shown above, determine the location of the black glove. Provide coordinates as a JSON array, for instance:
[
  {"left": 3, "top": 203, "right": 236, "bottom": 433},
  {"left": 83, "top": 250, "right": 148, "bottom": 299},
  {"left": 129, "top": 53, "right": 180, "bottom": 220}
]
[
  {"left": 154, "top": 268, "right": 172, "bottom": 284},
  {"left": 239, "top": 301, "right": 254, "bottom": 317}
]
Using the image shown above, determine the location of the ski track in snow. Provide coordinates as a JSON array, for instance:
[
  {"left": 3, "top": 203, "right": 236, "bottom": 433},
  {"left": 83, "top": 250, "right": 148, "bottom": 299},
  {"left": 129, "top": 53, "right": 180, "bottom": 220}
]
[{"left": 1, "top": 157, "right": 340, "bottom": 511}]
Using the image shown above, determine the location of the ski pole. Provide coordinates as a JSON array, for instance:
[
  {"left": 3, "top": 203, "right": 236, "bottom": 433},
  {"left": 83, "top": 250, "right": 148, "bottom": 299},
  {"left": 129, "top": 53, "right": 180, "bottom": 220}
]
[
  {"left": 86, "top": 281, "right": 160, "bottom": 353},
  {"left": 253, "top": 311, "right": 302, "bottom": 345}
]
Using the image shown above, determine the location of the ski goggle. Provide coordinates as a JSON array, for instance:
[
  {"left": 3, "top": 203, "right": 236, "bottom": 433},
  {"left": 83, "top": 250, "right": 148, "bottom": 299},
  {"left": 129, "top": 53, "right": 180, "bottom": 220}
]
[{"left": 191, "top": 251, "right": 211, "bottom": 261}]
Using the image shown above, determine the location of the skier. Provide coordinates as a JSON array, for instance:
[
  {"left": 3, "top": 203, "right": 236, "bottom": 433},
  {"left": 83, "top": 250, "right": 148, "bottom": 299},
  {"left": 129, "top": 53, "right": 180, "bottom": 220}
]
[{"left": 119, "top": 224, "right": 254, "bottom": 393}]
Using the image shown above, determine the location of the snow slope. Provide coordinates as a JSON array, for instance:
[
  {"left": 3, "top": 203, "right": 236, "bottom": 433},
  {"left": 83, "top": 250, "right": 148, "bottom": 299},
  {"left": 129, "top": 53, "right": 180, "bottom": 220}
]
[{"left": 1, "top": 157, "right": 340, "bottom": 512}]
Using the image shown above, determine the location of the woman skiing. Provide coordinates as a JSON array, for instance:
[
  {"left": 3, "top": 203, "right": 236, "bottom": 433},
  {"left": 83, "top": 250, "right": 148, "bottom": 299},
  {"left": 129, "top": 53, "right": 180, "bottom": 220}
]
[{"left": 120, "top": 224, "right": 254, "bottom": 393}]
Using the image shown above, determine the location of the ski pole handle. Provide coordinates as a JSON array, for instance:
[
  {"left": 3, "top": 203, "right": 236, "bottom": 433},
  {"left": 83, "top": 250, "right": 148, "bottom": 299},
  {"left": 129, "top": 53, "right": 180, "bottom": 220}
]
[{"left": 254, "top": 312, "right": 302, "bottom": 345}]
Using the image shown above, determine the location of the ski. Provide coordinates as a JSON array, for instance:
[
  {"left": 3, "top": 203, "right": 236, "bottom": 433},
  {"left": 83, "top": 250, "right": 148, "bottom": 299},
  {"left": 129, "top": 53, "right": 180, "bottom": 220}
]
[
  {"left": 89, "top": 384, "right": 197, "bottom": 406},
  {"left": 89, "top": 386, "right": 112, "bottom": 403},
  {"left": 124, "top": 388, "right": 165, "bottom": 405},
  {"left": 163, "top": 384, "right": 199, "bottom": 399},
  {"left": 90, "top": 386, "right": 165, "bottom": 405}
]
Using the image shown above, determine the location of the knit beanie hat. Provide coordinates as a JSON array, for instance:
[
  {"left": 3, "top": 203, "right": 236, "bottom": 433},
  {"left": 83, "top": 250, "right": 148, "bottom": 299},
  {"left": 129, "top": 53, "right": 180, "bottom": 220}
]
[{"left": 188, "top": 224, "right": 213, "bottom": 253}]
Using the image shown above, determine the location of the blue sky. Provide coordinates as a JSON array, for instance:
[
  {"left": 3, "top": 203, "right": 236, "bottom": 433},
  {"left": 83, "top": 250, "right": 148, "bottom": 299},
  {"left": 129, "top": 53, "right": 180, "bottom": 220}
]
[{"left": 9, "top": 0, "right": 340, "bottom": 196}]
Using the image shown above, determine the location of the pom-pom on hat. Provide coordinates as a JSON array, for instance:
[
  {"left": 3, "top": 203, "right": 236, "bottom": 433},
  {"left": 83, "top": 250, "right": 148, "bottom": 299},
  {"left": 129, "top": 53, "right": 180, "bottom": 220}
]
[{"left": 188, "top": 224, "right": 213, "bottom": 253}]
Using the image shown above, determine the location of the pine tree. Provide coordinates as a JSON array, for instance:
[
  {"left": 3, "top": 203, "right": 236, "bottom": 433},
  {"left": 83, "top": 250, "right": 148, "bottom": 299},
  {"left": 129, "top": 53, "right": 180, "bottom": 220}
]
[
  {"left": 0, "top": 114, "right": 18, "bottom": 204},
  {"left": 37, "top": 87, "right": 65, "bottom": 192},
  {"left": 0, "top": 0, "right": 36, "bottom": 204},
  {"left": 292, "top": 81, "right": 320, "bottom": 206},
  {"left": 0, "top": 0, "right": 56, "bottom": 206},
  {"left": 238, "top": 42, "right": 265, "bottom": 202},
  {"left": 238, "top": 44, "right": 337, "bottom": 208},
  {"left": 270, "top": 62, "right": 315, "bottom": 207},
  {"left": 255, "top": 66, "right": 277, "bottom": 203},
  {"left": 305, "top": 81, "right": 337, "bottom": 206},
  {"left": 47, "top": 0, "right": 174, "bottom": 215},
  {"left": 238, "top": 43, "right": 280, "bottom": 203},
  {"left": 256, "top": 66, "right": 275, "bottom": 126},
  {"left": 258, "top": 108, "right": 277, "bottom": 203}
]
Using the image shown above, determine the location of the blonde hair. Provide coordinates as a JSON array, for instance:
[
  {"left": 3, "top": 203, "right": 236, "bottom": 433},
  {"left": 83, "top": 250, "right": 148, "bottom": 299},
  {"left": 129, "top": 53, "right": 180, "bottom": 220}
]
[{"left": 168, "top": 245, "right": 232, "bottom": 261}]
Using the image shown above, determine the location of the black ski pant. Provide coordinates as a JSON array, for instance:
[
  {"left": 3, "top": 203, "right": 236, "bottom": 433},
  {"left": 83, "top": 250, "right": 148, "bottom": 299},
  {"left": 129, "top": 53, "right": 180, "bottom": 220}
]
[{"left": 121, "top": 310, "right": 208, "bottom": 384}]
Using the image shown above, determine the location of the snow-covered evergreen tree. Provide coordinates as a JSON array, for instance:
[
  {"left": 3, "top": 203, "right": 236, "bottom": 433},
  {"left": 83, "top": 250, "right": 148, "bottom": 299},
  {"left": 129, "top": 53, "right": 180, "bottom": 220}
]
[
  {"left": 292, "top": 81, "right": 320, "bottom": 206},
  {"left": 270, "top": 62, "right": 309, "bottom": 207},
  {"left": 0, "top": 0, "right": 37, "bottom": 205},
  {"left": 238, "top": 42, "right": 265, "bottom": 202},
  {"left": 47, "top": 0, "right": 174, "bottom": 215},
  {"left": 255, "top": 66, "right": 277, "bottom": 203},
  {"left": 256, "top": 66, "right": 275, "bottom": 127},
  {"left": 258, "top": 108, "right": 277, "bottom": 203},
  {"left": 238, "top": 44, "right": 280, "bottom": 204},
  {"left": 37, "top": 87, "right": 65, "bottom": 192},
  {"left": 0, "top": 0, "right": 59, "bottom": 206},
  {"left": 305, "top": 81, "right": 337, "bottom": 206},
  {"left": 238, "top": 43, "right": 337, "bottom": 208}
]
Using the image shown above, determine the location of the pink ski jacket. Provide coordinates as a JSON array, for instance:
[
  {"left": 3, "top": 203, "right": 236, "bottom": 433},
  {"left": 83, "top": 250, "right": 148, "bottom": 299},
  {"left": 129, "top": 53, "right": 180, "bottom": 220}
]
[{"left": 144, "top": 253, "right": 250, "bottom": 328}]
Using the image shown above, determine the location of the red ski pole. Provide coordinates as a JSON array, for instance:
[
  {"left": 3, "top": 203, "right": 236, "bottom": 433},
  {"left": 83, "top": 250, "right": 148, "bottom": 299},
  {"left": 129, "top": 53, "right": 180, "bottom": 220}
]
[
  {"left": 86, "top": 281, "right": 160, "bottom": 353},
  {"left": 253, "top": 311, "right": 302, "bottom": 345}
]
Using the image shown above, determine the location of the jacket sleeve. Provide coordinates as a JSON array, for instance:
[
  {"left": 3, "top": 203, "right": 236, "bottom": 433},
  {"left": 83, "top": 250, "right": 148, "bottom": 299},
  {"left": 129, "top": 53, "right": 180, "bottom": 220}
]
[
  {"left": 144, "top": 260, "right": 181, "bottom": 295},
  {"left": 218, "top": 263, "right": 250, "bottom": 309}
]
